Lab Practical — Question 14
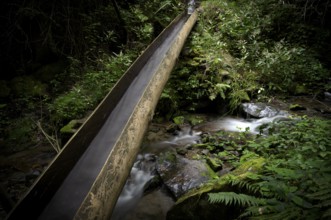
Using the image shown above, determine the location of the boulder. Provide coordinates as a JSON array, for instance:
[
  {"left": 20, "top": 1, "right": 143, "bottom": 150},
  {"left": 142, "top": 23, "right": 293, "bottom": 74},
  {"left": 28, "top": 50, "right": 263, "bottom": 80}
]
[
  {"left": 166, "top": 157, "right": 266, "bottom": 220},
  {"left": 241, "top": 102, "right": 288, "bottom": 118},
  {"left": 156, "top": 151, "right": 217, "bottom": 199}
]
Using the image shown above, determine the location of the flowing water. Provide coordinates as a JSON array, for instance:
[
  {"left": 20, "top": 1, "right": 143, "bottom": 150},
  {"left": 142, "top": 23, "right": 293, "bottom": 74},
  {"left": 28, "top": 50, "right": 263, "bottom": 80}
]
[
  {"left": 110, "top": 115, "right": 288, "bottom": 220},
  {"left": 111, "top": 127, "right": 201, "bottom": 220}
]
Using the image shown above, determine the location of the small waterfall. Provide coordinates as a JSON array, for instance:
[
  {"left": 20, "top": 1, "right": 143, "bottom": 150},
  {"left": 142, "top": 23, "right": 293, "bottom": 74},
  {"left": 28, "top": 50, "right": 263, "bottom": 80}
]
[
  {"left": 111, "top": 154, "right": 156, "bottom": 220},
  {"left": 111, "top": 128, "right": 202, "bottom": 220},
  {"left": 194, "top": 115, "right": 289, "bottom": 134}
]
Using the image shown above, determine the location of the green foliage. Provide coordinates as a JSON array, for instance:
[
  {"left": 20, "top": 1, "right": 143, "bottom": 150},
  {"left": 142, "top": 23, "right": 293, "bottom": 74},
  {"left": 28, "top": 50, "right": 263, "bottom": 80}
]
[
  {"left": 10, "top": 76, "right": 47, "bottom": 97},
  {"left": 48, "top": 52, "right": 134, "bottom": 123},
  {"left": 122, "top": 0, "right": 182, "bottom": 49},
  {"left": 256, "top": 41, "right": 328, "bottom": 93},
  {"left": 2, "top": 117, "right": 38, "bottom": 152},
  {"left": 161, "top": 0, "right": 330, "bottom": 115},
  {"left": 208, "top": 117, "right": 331, "bottom": 219},
  {"left": 209, "top": 192, "right": 265, "bottom": 207}
]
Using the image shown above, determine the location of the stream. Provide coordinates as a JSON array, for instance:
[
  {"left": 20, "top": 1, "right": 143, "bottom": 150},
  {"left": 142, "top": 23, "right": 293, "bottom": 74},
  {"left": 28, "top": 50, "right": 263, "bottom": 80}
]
[{"left": 110, "top": 115, "right": 287, "bottom": 220}]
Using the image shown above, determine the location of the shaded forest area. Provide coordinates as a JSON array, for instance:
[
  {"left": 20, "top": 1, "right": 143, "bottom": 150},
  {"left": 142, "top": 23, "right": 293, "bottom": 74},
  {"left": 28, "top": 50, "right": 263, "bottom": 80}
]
[
  {"left": 0, "top": 0, "right": 182, "bottom": 153},
  {"left": 0, "top": 0, "right": 131, "bottom": 80}
]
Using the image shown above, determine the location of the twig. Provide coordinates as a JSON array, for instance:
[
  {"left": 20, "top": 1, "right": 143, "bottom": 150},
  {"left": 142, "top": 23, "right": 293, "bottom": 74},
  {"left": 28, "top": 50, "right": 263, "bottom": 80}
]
[{"left": 36, "top": 121, "right": 61, "bottom": 153}]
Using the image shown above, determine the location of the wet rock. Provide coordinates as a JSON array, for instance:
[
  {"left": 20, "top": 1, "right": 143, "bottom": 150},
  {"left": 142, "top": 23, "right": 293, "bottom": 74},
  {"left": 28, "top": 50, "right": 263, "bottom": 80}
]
[
  {"left": 165, "top": 124, "right": 179, "bottom": 134},
  {"left": 241, "top": 102, "right": 288, "bottom": 118},
  {"left": 206, "top": 157, "right": 223, "bottom": 171},
  {"left": 186, "top": 115, "right": 207, "bottom": 126},
  {"left": 166, "top": 158, "right": 266, "bottom": 220},
  {"left": 156, "top": 151, "right": 216, "bottom": 199},
  {"left": 176, "top": 148, "right": 188, "bottom": 156},
  {"left": 121, "top": 189, "right": 175, "bottom": 220}
]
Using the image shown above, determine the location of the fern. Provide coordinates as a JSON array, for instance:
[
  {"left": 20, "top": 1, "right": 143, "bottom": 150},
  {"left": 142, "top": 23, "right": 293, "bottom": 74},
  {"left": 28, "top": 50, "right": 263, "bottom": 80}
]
[
  {"left": 225, "top": 174, "right": 262, "bottom": 194},
  {"left": 208, "top": 192, "right": 265, "bottom": 207}
]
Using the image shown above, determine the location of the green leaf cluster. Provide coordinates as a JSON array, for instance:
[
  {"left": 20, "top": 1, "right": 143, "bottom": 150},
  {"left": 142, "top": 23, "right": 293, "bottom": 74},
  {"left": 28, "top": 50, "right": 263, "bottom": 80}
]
[
  {"left": 160, "top": 0, "right": 330, "bottom": 116},
  {"left": 208, "top": 117, "right": 331, "bottom": 219},
  {"left": 48, "top": 51, "right": 134, "bottom": 123}
]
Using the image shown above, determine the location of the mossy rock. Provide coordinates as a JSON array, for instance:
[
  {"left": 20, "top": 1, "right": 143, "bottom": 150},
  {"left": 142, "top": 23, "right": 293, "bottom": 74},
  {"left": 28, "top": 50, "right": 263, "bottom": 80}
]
[
  {"left": 157, "top": 152, "right": 218, "bottom": 199},
  {"left": 186, "top": 115, "right": 206, "bottom": 126},
  {"left": 289, "top": 104, "right": 306, "bottom": 111},
  {"left": 60, "top": 119, "right": 84, "bottom": 134},
  {"left": 206, "top": 157, "right": 223, "bottom": 171},
  {"left": 166, "top": 157, "right": 266, "bottom": 220},
  {"left": 173, "top": 116, "right": 185, "bottom": 125}
]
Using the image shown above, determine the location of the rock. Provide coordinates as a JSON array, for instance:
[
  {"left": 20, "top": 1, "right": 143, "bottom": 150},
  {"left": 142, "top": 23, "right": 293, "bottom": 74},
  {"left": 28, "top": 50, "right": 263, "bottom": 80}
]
[
  {"left": 60, "top": 119, "right": 85, "bottom": 134},
  {"left": 176, "top": 148, "right": 188, "bottom": 156},
  {"left": 289, "top": 104, "right": 306, "bottom": 111},
  {"left": 173, "top": 116, "right": 185, "bottom": 125},
  {"left": 206, "top": 157, "right": 223, "bottom": 171},
  {"left": 165, "top": 124, "right": 179, "bottom": 133},
  {"left": 186, "top": 115, "right": 207, "bottom": 126},
  {"left": 60, "top": 118, "right": 85, "bottom": 144},
  {"left": 166, "top": 158, "right": 266, "bottom": 220},
  {"left": 156, "top": 151, "right": 216, "bottom": 199},
  {"left": 241, "top": 102, "right": 288, "bottom": 118},
  {"left": 121, "top": 189, "right": 175, "bottom": 220}
]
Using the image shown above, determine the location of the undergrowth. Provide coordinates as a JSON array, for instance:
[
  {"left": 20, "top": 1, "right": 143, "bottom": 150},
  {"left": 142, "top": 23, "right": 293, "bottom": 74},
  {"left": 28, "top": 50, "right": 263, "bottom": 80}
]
[
  {"left": 159, "top": 0, "right": 330, "bottom": 115},
  {"left": 208, "top": 117, "right": 331, "bottom": 219}
]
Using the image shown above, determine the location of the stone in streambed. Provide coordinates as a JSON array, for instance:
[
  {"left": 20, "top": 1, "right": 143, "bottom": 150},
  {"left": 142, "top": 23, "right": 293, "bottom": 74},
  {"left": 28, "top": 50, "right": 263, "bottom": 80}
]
[{"left": 156, "top": 151, "right": 217, "bottom": 199}]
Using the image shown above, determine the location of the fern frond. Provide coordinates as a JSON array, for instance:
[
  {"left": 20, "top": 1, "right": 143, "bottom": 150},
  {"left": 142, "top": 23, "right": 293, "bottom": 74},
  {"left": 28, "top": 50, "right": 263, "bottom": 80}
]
[
  {"left": 307, "top": 188, "right": 331, "bottom": 200},
  {"left": 225, "top": 173, "right": 262, "bottom": 194},
  {"left": 208, "top": 192, "right": 265, "bottom": 207}
]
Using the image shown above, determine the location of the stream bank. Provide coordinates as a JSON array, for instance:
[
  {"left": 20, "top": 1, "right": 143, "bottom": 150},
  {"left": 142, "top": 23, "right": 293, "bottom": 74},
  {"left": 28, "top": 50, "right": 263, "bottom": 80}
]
[{"left": 111, "top": 96, "right": 331, "bottom": 220}]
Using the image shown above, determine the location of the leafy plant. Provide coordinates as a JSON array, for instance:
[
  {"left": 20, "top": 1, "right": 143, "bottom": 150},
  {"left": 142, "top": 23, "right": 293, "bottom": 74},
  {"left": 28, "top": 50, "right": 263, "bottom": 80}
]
[{"left": 208, "top": 117, "right": 331, "bottom": 219}]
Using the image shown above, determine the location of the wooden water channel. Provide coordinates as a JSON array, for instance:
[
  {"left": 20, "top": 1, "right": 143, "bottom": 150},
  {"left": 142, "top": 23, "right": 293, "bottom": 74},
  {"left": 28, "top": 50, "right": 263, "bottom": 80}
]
[{"left": 6, "top": 11, "right": 198, "bottom": 220}]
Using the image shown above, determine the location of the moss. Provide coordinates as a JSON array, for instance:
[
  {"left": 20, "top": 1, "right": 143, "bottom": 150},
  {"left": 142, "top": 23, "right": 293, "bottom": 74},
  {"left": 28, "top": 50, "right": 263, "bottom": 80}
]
[
  {"left": 289, "top": 103, "right": 306, "bottom": 111},
  {"left": 231, "top": 157, "right": 265, "bottom": 176},
  {"left": 203, "top": 161, "right": 219, "bottom": 179},
  {"left": 206, "top": 157, "right": 223, "bottom": 171},
  {"left": 60, "top": 119, "right": 80, "bottom": 134},
  {"left": 173, "top": 116, "right": 185, "bottom": 125},
  {"left": 175, "top": 157, "right": 266, "bottom": 204},
  {"left": 158, "top": 151, "right": 177, "bottom": 164},
  {"left": 192, "top": 143, "right": 214, "bottom": 151},
  {"left": 187, "top": 115, "right": 206, "bottom": 126}
]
